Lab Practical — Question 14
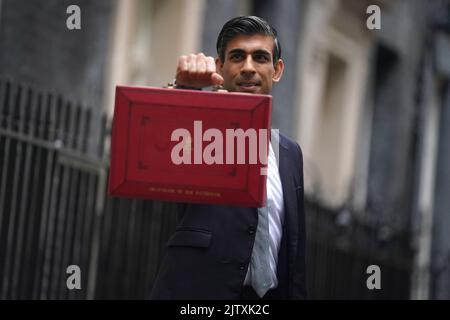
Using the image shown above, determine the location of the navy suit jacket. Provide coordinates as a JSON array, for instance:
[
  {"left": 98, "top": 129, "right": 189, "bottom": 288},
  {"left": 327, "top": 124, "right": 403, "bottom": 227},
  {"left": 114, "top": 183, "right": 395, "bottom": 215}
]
[{"left": 150, "top": 133, "right": 307, "bottom": 299}]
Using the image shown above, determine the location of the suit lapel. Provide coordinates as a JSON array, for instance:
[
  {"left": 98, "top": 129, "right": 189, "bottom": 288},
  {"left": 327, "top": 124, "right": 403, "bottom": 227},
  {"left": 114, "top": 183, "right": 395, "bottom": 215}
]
[{"left": 276, "top": 134, "right": 299, "bottom": 273}]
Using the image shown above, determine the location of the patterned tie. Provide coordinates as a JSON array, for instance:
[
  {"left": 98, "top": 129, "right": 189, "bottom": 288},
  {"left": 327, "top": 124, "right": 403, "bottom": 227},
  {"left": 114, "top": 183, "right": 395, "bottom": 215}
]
[
  {"left": 250, "top": 142, "right": 279, "bottom": 297},
  {"left": 251, "top": 203, "right": 273, "bottom": 297}
]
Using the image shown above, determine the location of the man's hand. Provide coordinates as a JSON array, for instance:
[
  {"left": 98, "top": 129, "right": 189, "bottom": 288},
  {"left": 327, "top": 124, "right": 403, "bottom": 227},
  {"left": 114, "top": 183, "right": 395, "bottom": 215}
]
[{"left": 175, "top": 53, "right": 224, "bottom": 89}]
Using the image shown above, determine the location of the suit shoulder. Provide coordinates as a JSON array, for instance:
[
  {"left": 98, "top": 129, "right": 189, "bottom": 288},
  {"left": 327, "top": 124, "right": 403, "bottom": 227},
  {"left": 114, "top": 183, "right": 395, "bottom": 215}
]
[{"left": 279, "top": 133, "right": 303, "bottom": 162}]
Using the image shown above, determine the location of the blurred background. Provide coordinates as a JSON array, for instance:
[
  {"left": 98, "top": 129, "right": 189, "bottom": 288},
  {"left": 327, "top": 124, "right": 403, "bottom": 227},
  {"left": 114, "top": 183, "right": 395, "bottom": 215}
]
[{"left": 0, "top": 0, "right": 449, "bottom": 299}]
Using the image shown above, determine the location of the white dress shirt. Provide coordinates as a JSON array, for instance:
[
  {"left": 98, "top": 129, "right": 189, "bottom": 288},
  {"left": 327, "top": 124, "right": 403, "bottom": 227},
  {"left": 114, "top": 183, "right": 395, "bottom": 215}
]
[{"left": 244, "top": 141, "right": 285, "bottom": 289}]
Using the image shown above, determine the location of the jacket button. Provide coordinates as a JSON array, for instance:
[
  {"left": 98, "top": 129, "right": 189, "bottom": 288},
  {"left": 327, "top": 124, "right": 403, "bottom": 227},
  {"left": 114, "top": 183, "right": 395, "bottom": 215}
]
[
  {"left": 248, "top": 226, "right": 256, "bottom": 235},
  {"left": 239, "top": 264, "right": 246, "bottom": 270}
]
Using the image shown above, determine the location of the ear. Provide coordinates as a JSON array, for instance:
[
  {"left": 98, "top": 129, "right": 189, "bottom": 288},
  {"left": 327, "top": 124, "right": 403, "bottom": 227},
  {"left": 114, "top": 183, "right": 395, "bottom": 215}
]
[
  {"left": 272, "top": 59, "right": 284, "bottom": 83},
  {"left": 215, "top": 57, "right": 224, "bottom": 75}
]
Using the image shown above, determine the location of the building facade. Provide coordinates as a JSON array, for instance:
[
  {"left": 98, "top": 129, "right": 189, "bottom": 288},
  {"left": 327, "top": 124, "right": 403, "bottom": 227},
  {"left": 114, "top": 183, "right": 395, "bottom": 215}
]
[{"left": 1, "top": 0, "right": 449, "bottom": 299}]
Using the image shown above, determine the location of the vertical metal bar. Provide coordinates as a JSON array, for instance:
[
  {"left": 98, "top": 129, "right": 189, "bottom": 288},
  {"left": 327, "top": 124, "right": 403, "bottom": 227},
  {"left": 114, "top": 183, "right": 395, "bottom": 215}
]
[
  {"left": 1, "top": 84, "right": 25, "bottom": 298},
  {"left": 48, "top": 100, "right": 71, "bottom": 298},
  {"left": 133, "top": 201, "right": 143, "bottom": 297},
  {"left": 40, "top": 163, "right": 62, "bottom": 299},
  {"left": 0, "top": 79, "right": 10, "bottom": 234},
  {"left": 32, "top": 92, "right": 53, "bottom": 298},
  {"left": 0, "top": 78, "right": 6, "bottom": 126},
  {"left": 135, "top": 201, "right": 148, "bottom": 298},
  {"left": 74, "top": 108, "right": 90, "bottom": 298},
  {"left": 70, "top": 170, "right": 87, "bottom": 300},
  {"left": 82, "top": 171, "right": 99, "bottom": 300},
  {"left": 59, "top": 164, "right": 80, "bottom": 299},
  {"left": 21, "top": 142, "right": 43, "bottom": 298},
  {"left": 122, "top": 199, "right": 136, "bottom": 297},
  {"left": 22, "top": 88, "right": 44, "bottom": 298},
  {"left": 38, "top": 95, "right": 62, "bottom": 299},
  {"left": 72, "top": 105, "right": 80, "bottom": 152},
  {"left": 76, "top": 107, "right": 86, "bottom": 154},
  {"left": 0, "top": 79, "right": 6, "bottom": 288},
  {"left": 107, "top": 198, "right": 126, "bottom": 298},
  {"left": 24, "top": 83, "right": 36, "bottom": 136},
  {"left": 87, "top": 169, "right": 105, "bottom": 299},
  {"left": 50, "top": 165, "right": 70, "bottom": 300},
  {"left": 144, "top": 202, "right": 159, "bottom": 298},
  {"left": 57, "top": 104, "right": 79, "bottom": 299},
  {"left": 93, "top": 174, "right": 114, "bottom": 298},
  {"left": 99, "top": 113, "right": 108, "bottom": 159},
  {"left": 70, "top": 109, "right": 87, "bottom": 299},
  {"left": 79, "top": 114, "right": 98, "bottom": 297},
  {"left": 83, "top": 109, "right": 91, "bottom": 154},
  {"left": 0, "top": 81, "right": 15, "bottom": 239},
  {"left": 0, "top": 78, "right": 8, "bottom": 298},
  {"left": 49, "top": 142, "right": 71, "bottom": 299},
  {"left": 66, "top": 101, "right": 77, "bottom": 150},
  {"left": 70, "top": 96, "right": 90, "bottom": 292},
  {"left": 4, "top": 81, "right": 16, "bottom": 130},
  {"left": 118, "top": 199, "right": 130, "bottom": 298},
  {"left": 61, "top": 101, "right": 69, "bottom": 148},
  {"left": 10, "top": 87, "right": 34, "bottom": 299},
  {"left": 87, "top": 163, "right": 105, "bottom": 299}
]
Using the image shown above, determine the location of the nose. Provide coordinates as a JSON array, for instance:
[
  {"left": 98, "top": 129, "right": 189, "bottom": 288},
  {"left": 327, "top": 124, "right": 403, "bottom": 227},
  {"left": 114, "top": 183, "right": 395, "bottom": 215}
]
[{"left": 241, "top": 55, "right": 256, "bottom": 76}]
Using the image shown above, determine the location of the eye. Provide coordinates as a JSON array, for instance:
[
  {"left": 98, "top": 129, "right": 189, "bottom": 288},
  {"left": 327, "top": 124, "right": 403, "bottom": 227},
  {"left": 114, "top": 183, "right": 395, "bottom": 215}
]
[
  {"left": 254, "top": 54, "right": 270, "bottom": 62},
  {"left": 230, "top": 53, "right": 244, "bottom": 61}
]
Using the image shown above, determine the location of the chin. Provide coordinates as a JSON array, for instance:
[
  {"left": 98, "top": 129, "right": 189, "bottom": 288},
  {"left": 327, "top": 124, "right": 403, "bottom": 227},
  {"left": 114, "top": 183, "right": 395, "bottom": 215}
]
[{"left": 238, "top": 88, "right": 258, "bottom": 94}]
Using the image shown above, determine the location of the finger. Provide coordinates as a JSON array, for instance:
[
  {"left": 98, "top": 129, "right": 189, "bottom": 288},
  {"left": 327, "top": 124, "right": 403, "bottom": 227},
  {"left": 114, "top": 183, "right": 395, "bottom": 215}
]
[
  {"left": 211, "top": 73, "right": 224, "bottom": 85},
  {"left": 196, "top": 54, "right": 207, "bottom": 75},
  {"left": 177, "top": 55, "right": 188, "bottom": 73},
  {"left": 188, "top": 54, "right": 197, "bottom": 78},
  {"left": 175, "top": 56, "right": 189, "bottom": 85},
  {"left": 205, "top": 57, "right": 216, "bottom": 74}
]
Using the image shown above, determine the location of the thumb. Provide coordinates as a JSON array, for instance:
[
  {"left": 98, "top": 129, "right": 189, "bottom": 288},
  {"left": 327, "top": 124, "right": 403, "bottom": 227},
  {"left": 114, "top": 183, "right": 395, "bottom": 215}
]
[{"left": 211, "top": 73, "right": 224, "bottom": 85}]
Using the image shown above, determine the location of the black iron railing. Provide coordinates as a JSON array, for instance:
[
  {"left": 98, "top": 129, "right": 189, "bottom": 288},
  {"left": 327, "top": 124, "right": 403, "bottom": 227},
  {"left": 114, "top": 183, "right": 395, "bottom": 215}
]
[{"left": 0, "top": 78, "right": 413, "bottom": 299}]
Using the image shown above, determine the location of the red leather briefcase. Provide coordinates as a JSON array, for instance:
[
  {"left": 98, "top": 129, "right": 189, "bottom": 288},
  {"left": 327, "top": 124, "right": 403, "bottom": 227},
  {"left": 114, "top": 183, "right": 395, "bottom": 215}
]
[{"left": 108, "top": 86, "right": 271, "bottom": 207}]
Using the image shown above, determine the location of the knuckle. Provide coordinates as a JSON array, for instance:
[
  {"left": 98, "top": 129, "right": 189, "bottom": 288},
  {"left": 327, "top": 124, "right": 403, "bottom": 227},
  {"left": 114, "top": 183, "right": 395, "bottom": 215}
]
[{"left": 179, "top": 57, "right": 188, "bottom": 67}]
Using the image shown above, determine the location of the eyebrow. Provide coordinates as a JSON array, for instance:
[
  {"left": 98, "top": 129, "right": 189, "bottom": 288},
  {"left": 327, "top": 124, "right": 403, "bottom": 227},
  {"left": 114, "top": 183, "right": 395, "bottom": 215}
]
[{"left": 227, "top": 48, "right": 272, "bottom": 57}]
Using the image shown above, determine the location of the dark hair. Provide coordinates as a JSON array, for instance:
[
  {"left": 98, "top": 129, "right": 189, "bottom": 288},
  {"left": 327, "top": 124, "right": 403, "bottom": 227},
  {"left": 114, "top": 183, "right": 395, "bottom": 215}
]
[{"left": 216, "top": 16, "right": 281, "bottom": 64}]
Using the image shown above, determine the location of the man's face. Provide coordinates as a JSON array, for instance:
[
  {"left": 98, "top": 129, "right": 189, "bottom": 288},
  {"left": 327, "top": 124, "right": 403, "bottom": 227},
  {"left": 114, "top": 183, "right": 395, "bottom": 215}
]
[{"left": 216, "top": 34, "right": 284, "bottom": 95}]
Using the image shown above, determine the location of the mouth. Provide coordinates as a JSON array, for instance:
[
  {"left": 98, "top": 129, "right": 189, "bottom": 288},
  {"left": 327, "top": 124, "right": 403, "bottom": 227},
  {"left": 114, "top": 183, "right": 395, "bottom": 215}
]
[{"left": 236, "top": 81, "right": 261, "bottom": 91}]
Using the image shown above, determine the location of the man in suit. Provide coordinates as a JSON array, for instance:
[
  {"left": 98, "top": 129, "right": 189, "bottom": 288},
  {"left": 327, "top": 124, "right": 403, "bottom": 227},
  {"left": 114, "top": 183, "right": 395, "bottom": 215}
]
[{"left": 151, "top": 16, "right": 306, "bottom": 300}]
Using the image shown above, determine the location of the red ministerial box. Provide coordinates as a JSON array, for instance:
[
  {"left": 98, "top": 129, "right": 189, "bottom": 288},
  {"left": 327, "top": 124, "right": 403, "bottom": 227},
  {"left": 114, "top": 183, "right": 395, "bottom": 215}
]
[{"left": 108, "top": 86, "right": 272, "bottom": 207}]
